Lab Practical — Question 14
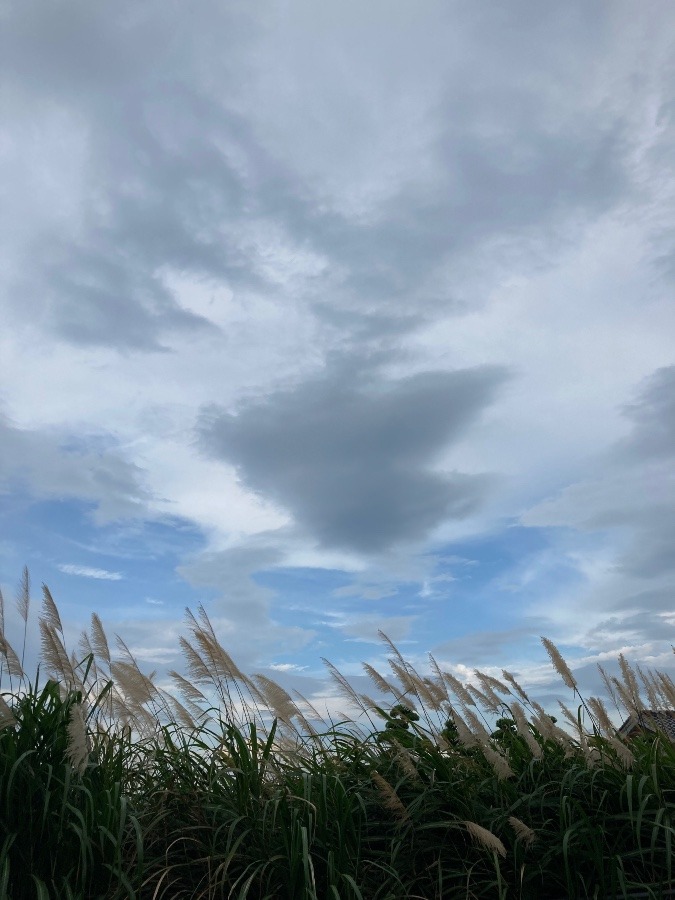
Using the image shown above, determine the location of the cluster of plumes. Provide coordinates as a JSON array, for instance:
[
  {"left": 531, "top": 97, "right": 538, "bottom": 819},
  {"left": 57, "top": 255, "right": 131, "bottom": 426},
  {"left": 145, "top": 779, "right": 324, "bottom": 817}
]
[
  {"left": 1, "top": 569, "right": 675, "bottom": 789},
  {"left": 328, "top": 631, "right": 675, "bottom": 782}
]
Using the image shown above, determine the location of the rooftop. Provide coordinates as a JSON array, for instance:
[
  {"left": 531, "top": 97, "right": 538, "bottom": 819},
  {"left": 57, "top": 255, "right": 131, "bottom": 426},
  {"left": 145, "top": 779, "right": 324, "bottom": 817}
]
[{"left": 618, "top": 710, "right": 675, "bottom": 741}]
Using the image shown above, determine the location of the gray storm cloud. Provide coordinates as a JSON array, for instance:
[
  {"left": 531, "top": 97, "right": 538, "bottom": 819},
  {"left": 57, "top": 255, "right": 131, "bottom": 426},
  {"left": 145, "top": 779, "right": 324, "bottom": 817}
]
[
  {"left": 522, "top": 365, "right": 675, "bottom": 638},
  {"left": 0, "top": 416, "right": 150, "bottom": 521},
  {"left": 1, "top": 0, "right": 632, "bottom": 355},
  {"left": 619, "top": 366, "right": 675, "bottom": 462},
  {"left": 198, "top": 363, "right": 508, "bottom": 553}
]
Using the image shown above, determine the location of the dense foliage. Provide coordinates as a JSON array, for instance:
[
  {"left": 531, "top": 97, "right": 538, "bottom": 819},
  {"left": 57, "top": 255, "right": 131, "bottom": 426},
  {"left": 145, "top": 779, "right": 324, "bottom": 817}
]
[{"left": 1, "top": 570, "right": 674, "bottom": 899}]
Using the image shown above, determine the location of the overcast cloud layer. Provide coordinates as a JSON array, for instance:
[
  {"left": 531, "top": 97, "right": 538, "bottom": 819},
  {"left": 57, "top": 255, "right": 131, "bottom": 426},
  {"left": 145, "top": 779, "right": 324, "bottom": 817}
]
[{"left": 1, "top": 0, "right": 674, "bottom": 701}]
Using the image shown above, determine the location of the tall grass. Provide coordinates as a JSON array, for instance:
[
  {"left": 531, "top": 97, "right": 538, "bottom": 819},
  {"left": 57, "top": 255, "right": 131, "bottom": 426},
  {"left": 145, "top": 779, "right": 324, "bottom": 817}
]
[{"left": 1, "top": 569, "right": 674, "bottom": 899}]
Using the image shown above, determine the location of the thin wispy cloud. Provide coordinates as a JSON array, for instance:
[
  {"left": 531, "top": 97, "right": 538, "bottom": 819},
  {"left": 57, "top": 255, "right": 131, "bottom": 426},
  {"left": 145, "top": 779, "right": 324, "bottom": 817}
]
[
  {"left": 269, "top": 663, "right": 308, "bottom": 673},
  {"left": 58, "top": 564, "right": 123, "bottom": 581}
]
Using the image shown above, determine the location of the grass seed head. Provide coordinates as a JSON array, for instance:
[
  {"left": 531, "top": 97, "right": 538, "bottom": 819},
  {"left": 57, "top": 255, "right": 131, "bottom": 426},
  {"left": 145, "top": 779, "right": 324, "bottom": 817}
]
[
  {"left": 510, "top": 701, "right": 543, "bottom": 759},
  {"left": 587, "top": 696, "right": 614, "bottom": 737},
  {"left": 508, "top": 816, "right": 536, "bottom": 846},
  {"left": 40, "top": 620, "right": 75, "bottom": 685},
  {"left": 41, "top": 584, "right": 63, "bottom": 634},
  {"left": 541, "top": 638, "right": 577, "bottom": 691},
  {"left": 0, "top": 694, "right": 16, "bottom": 729},
  {"left": 482, "top": 743, "right": 515, "bottom": 781},
  {"left": 66, "top": 702, "right": 89, "bottom": 776},
  {"left": 464, "top": 821, "right": 507, "bottom": 857},
  {"left": 16, "top": 566, "right": 30, "bottom": 625},
  {"left": 371, "top": 771, "right": 409, "bottom": 821},
  {"left": 618, "top": 654, "right": 642, "bottom": 710},
  {"left": 502, "top": 669, "right": 530, "bottom": 704},
  {"left": 607, "top": 735, "right": 635, "bottom": 770},
  {"left": 443, "top": 671, "right": 476, "bottom": 708},
  {"left": 0, "top": 634, "right": 24, "bottom": 679},
  {"left": 450, "top": 708, "right": 480, "bottom": 749},
  {"left": 90, "top": 613, "right": 111, "bottom": 668}
]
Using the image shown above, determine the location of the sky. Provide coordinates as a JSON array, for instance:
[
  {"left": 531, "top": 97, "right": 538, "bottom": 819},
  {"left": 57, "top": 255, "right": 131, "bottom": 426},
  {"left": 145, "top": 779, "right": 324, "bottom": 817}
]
[{"left": 1, "top": 0, "right": 674, "bottom": 714}]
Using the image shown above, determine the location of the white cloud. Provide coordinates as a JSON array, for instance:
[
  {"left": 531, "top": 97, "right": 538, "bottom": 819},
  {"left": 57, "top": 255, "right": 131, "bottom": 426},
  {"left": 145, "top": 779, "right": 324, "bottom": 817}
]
[
  {"left": 269, "top": 663, "right": 308, "bottom": 673},
  {"left": 58, "top": 564, "right": 123, "bottom": 581}
]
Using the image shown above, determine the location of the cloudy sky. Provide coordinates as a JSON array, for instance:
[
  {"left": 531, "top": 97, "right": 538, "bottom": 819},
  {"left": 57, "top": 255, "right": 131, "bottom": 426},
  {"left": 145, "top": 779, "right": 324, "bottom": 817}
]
[{"left": 1, "top": 0, "right": 674, "bottom": 707}]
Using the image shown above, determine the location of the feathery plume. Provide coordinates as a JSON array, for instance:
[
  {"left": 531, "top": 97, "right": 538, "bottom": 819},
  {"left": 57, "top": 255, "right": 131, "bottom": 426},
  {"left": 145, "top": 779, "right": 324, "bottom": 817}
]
[
  {"left": 169, "top": 670, "right": 208, "bottom": 705},
  {"left": 165, "top": 692, "right": 198, "bottom": 732},
  {"left": 531, "top": 701, "right": 574, "bottom": 748},
  {"left": 579, "top": 732, "right": 601, "bottom": 768},
  {"left": 436, "top": 733, "right": 453, "bottom": 753},
  {"left": 66, "top": 703, "right": 89, "bottom": 776},
  {"left": 357, "top": 692, "right": 381, "bottom": 713},
  {"left": 0, "top": 635, "right": 24, "bottom": 679},
  {"left": 77, "top": 628, "right": 94, "bottom": 660},
  {"left": 607, "top": 735, "right": 634, "bottom": 770},
  {"left": 289, "top": 705, "right": 319, "bottom": 739},
  {"left": 656, "top": 672, "right": 675, "bottom": 709},
  {"left": 322, "top": 658, "right": 370, "bottom": 715},
  {"left": 378, "top": 630, "right": 409, "bottom": 670},
  {"left": 482, "top": 743, "right": 514, "bottom": 781},
  {"left": 194, "top": 605, "right": 246, "bottom": 682},
  {"left": 76, "top": 631, "right": 100, "bottom": 686},
  {"left": 0, "top": 694, "right": 16, "bottom": 729},
  {"left": 427, "top": 655, "right": 450, "bottom": 702},
  {"left": 421, "top": 677, "right": 446, "bottom": 710},
  {"left": 41, "top": 584, "right": 63, "bottom": 634},
  {"left": 387, "top": 659, "right": 419, "bottom": 699},
  {"left": 467, "top": 672, "right": 504, "bottom": 713},
  {"left": 90, "top": 614, "right": 111, "bottom": 668},
  {"left": 378, "top": 632, "right": 437, "bottom": 715},
  {"left": 127, "top": 701, "right": 159, "bottom": 740},
  {"left": 111, "top": 661, "right": 157, "bottom": 709},
  {"left": 16, "top": 567, "right": 30, "bottom": 624},
  {"left": 460, "top": 705, "right": 513, "bottom": 779},
  {"left": 443, "top": 671, "right": 476, "bottom": 708},
  {"left": 362, "top": 662, "right": 399, "bottom": 698},
  {"left": 110, "top": 691, "right": 134, "bottom": 728},
  {"left": 40, "top": 620, "right": 76, "bottom": 685},
  {"left": 179, "top": 637, "right": 213, "bottom": 684},
  {"left": 509, "top": 701, "right": 543, "bottom": 759},
  {"left": 467, "top": 683, "right": 501, "bottom": 714},
  {"left": 618, "top": 654, "right": 642, "bottom": 710},
  {"left": 476, "top": 670, "right": 511, "bottom": 696},
  {"left": 390, "top": 660, "right": 439, "bottom": 711},
  {"left": 587, "top": 697, "right": 614, "bottom": 737},
  {"left": 293, "top": 690, "right": 327, "bottom": 730},
  {"left": 390, "top": 740, "right": 420, "bottom": 781},
  {"left": 253, "top": 673, "right": 298, "bottom": 725},
  {"left": 610, "top": 676, "right": 638, "bottom": 716},
  {"left": 371, "top": 771, "right": 409, "bottom": 821},
  {"left": 598, "top": 664, "right": 622, "bottom": 715},
  {"left": 183, "top": 693, "right": 210, "bottom": 727},
  {"left": 530, "top": 707, "right": 556, "bottom": 742},
  {"left": 558, "top": 701, "right": 582, "bottom": 733},
  {"left": 464, "top": 821, "right": 506, "bottom": 858},
  {"left": 541, "top": 638, "right": 577, "bottom": 691},
  {"left": 191, "top": 627, "right": 232, "bottom": 682},
  {"left": 636, "top": 664, "right": 660, "bottom": 711},
  {"left": 462, "top": 705, "right": 493, "bottom": 747},
  {"left": 508, "top": 816, "right": 536, "bottom": 847},
  {"left": 450, "top": 708, "right": 480, "bottom": 749},
  {"left": 502, "top": 669, "right": 530, "bottom": 704}
]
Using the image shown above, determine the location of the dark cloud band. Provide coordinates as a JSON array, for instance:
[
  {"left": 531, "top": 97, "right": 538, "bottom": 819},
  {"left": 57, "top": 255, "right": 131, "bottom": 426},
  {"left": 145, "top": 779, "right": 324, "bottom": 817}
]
[{"left": 198, "top": 363, "right": 508, "bottom": 553}]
